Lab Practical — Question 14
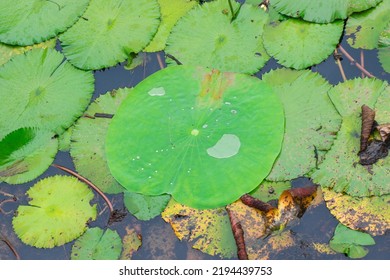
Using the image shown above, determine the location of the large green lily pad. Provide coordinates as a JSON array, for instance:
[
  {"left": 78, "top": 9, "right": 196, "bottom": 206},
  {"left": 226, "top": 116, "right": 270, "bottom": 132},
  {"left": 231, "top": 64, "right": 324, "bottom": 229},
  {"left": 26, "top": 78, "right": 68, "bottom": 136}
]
[
  {"left": 262, "top": 69, "right": 341, "bottom": 180},
  {"left": 165, "top": 0, "right": 270, "bottom": 74},
  {"left": 60, "top": 0, "right": 160, "bottom": 70},
  {"left": 323, "top": 188, "right": 390, "bottom": 236},
  {"left": 12, "top": 175, "right": 97, "bottom": 248},
  {"left": 70, "top": 89, "right": 130, "bottom": 194},
  {"left": 346, "top": 0, "right": 390, "bottom": 49},
  {"left": 270, "top": 0, "right": 382, "bottom": 23},
  {"left": 312, "top": 78, "right": 390, "bottom": 197},
  {"left": 0, "top": 127, "right": 58, "bottom": 184},
  {"left": 144, "top": 0, "right": 197, "bottom": 52},
  {"left": 0, "top": 0, "right": 89, "bottom": 46},
  {"left": 106, "top": 65, "right": 284, "bottom": 209},
  {"left": 378, "top": 22, "right": 390, "bottom": 73},
  {"left": 71, "top": 227, "right": 122, "bottom": 260},
  {"left": 263, "top": 18, "right": 344, "bottom": 69},
  {"left": 0, "top": 48, "right": 94, "bottom": 138}
]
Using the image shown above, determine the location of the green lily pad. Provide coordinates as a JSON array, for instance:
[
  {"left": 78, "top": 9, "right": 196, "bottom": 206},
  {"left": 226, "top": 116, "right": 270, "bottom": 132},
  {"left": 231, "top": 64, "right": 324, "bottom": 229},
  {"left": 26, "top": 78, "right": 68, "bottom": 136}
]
[
  {"left": 0, "top": 128, "right": 58, "bottom": 184},
  {"left": 0, "top": 48, "right": 94, "bottom": 138},
  {"left": 144, "top": 0, "right": 197, "bottom": 52},
  {"left": 106, "top": 65, "right": 284, "bottom": 209},
  {"left": 378, "top": 23, "right": 390, "bottom": 73},
  {"left": 124, "top": 192, "right": 170, "bottom": 221},
  {"left": 161, "top": 199, "right": 236, "bottom": 258},
  {"left": 312, "top": 78, "right": 390, "bottom": 197},
  {"left": 70, "top": 89, "right": 130, "bottom": 194},
  {"left": 346, "top": 0, "right": 390, "bottom": 49},
  {"left": 263, "top": 18, "right": 344, "bottom": 69},
  {"left": 165, "top": 0, "right": 270, "bottom": 74},
  {"left": 60, "top": 0, "right": 160, "bottom": 70},
  {"left": 58, "top": 126, "right": 73, "bottom": 152},
  {"left": 329, "top": 223, "right": 375, "bottom": 259},
  {"left": 0, "top": 0, "right": 89, "bottom": 46},
  {"left": 0, "top": 38, "right": 56, "bottom": 66},
  {"left": 12, "top": 175, "right": 97, "bottom": 248},
  {"left": 262, "top": 69, "right": 341, "bottom": 180},
  {"left": 71, "top": 227, "right": 122, "bottom": 260},
  {"left": 270, "top": 0, "right": 382, "bottom": 23},
  {"left": 323, "top": 188, "right": 390, "bottom": 236}
]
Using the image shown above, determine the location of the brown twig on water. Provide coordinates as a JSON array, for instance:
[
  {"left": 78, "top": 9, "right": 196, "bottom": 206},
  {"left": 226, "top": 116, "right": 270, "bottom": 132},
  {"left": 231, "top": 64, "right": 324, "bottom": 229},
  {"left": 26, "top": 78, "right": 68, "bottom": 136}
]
[
  {"left": 165, "top": 54, "right": 182, "bottom": 65},
  {"left": 226, "top": 207, "right": 248, "bottom": 260},
  {"left": 360, "top": 50, "right": 365, "bottom": 78},
  {"left": 359, "top": 105, "right": 376, "bottom": 153},
  {"left": 0, "top": 196, "right": 17, "bottom": 215},
  {"left": 1, "top": 236, "right": 21, "bottom": 260},
  {"left": 156, "top": 53, "right": 165, "bottom": 69},
  {"left": 240, "top": 194, "right": 274, "bottom": 212},
  {"left": 52, "top": 164, "right": 114, "bottom": 216},
  {"left": 333, "top": 49, "right": 347, "bottom": 82},
  {"left": 337, "top": 45, "right": 375, "bottom": 78}
]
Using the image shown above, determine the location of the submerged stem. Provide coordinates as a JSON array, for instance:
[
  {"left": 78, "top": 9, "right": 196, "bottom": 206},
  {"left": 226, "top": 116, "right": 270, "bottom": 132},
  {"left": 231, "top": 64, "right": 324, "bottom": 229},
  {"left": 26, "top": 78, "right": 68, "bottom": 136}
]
[
  {"left": 338, "top": 45, "right": 375, "bottom": 78},
  {"left": 156, "top": 53, "right": 165, "bottom": 69},
  {"left": 52, "top": 164, "right": 114, "bottom": 215},
  {"left": 360, "top": 50, "right": 365, "bottom": 78},
  {"left": 334, "top": 49, "right": 347, "bottom": 82},
  {"left": 1, "top": 236, "right": 20, "bottom": 260},
  {"left": 226, "top": 207, "right": 248, "bottom": 260}
]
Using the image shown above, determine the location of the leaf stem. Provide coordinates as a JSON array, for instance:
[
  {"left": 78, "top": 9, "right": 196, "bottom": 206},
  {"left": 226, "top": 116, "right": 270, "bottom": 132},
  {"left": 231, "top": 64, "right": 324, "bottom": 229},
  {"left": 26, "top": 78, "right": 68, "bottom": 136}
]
[
  {"left": 1, "top": 236, "right": 20, "bottom": 260},
  {"left": 156, "top": 53, "right": 165, "bottom": 69},
  {"left": 337, "top": 45, "right": 375, "bottom": 78},
  {"left": 240, "top": 194, "right": 274, "bottom": 212},
  {"left": 361, "top": 50, "right": 365, "bottom": 78},
  {"left": 334, "top": 49, "right": 347, "bottom": 82},
  {"left": 226, "top": 207, "right": 248, "bottom": 260},
  {"left": 52, "top": 164, "right": 114, "bottom": 215}
]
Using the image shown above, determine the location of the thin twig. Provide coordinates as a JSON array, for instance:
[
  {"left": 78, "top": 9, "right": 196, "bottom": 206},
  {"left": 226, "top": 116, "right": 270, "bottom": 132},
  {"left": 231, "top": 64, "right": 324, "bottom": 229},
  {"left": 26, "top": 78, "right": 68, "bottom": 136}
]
[
  {"left": 338, "top": 45, "right": 375, "bottom": 78},
  {"left": 361, "top": 50, "right": 365, "bottom": 78},
  {"left": 1, "top": 237, "right": 21, "bottom": 260},
  {"left": 156, "top": 53, "right": 165, "bottom": 69},
  {"left": 0, "top": 197, "right": 17, "bottom": 215},
  {"left": 0, "top": 190, "right": 14, "bottom": 197},
  {"left": 165, "top": 53, "right": 182, "bottom": 65},
  {"left": 334, "top": 49, "right": 347, "bottom": 82},
  {"left": 52, "top": 164, "right": 114, "bottom": 215}
]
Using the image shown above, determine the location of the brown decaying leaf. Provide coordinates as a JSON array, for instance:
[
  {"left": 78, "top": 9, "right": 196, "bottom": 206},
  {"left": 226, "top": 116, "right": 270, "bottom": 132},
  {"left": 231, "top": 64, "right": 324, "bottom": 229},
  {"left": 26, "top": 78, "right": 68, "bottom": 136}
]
[
  {"left": 226, "top": 207, "right": 248, "bottom": 260},
  {"left": 377, "top": 123, "right": 390, "bottom": 142},
  {"left": 120, "top": 225, "right": 142, "bottom": 260},
  {"left": 360, "top": 104, "right": 376, "bottom": 153}
]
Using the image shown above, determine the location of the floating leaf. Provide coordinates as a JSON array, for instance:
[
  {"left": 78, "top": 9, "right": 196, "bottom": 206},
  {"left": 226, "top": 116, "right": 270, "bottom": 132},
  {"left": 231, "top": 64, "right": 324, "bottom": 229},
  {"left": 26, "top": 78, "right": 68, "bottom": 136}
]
[
  {"left": 378, "top": 22, "right": 390, "bottom": 73},
  {"left": 70, "top": 89, "right": 130, "bottom": 194},
  {"left": 0, "top": 38, "right": 56, "bottom": 66},
  {"left": 0, "top": 128, "right": 57, "bottom": 184},
  {"left": 270, "top": 0, "right": 382, "bottom": 23},
  {"left": 71, "top": 227, "right": 122, "bottom": 260},
  {"left": 323, "top": 188, "right": 390, "bottom": 236},
  {"left": 262, "top": 69, "right": 341, "bottom": 180},
  {"left": 166, "top": 0, "right": 270, "bottom": 73},
  {"left": 312, "top": 78, "right": 390, "bottom": 197},
  {"left": 329, "top": 223, "right": 375, "bottom": 258},
  {"left": 58, "top": 126, "right": 73, "bottom": 152},
  {"left": 0, "top": 48, "right": 94, "bottom": 138},
  {"left": 120, "top": 226, "right": 142, "bottom": 260},
  {"left": 12, "top": 175, "right": 97, "bottom": 248},
  {"left": 60, "top": 0, "right": 160, "bottom": 70},
  {"left": 106, "top": 65, "right": 284, "bottom": 209},
  {"left": 161, "top": 199, "right": 236, "bottom": 258},
  {"left": 312, "top": 243, "right": 337, "bottom": 255},
  {"left": 263, "top": 19, "right": 343, "bottom": 69},
  {"left": 144, "top": 0, "right": 197, "bottom": 52},
  {"left": 250, "top": 180, "right": 291, "bottom": 202},
  {"left": 346, "top": 0, "right": 390, "bottom": 49},
  {"left": 124, "top": 192, "right": 170, "bottom": 221},
  {"left": 0, "top": 0, "right": 89, "bottom": 45}
]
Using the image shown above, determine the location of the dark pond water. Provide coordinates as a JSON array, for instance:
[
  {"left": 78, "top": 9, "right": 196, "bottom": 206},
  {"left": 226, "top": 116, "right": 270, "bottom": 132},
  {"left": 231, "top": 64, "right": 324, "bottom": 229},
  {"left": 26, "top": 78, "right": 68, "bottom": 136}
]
[{"left": 0, "top": 34, "right": 389, "bottom": 260}]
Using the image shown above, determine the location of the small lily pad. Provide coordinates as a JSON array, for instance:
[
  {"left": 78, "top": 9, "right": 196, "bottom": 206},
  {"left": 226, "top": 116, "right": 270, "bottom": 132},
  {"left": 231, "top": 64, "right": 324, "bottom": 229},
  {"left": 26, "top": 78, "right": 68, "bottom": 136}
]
[
  {"left": 0, "top": 127, "right": 58, "bottom": 184},
  {"left": 60, "top": 0, "right": 161, "bottom": 70},
  {"left": 12, "top": 175, "right": 97, "bottom": 248},
  {"left": 329, "top": 223, "right": 375, "bottom": 259},
  {"left": 71, "top": 227, "right": 122, "bottom": 260},
  {"left": 378, "top": 23, "right": 390, "bottom": 73},
  {"left": 323, "top": 188, "right": 390, "bottom": 236},
  {"left": 124, "top": 192, "right": 170, "bottom": 221},
  {"left": 165, "top": 0, "right": 270, "bottom": 73},
  {"left": 106, "top": 65, "right": 284, "bottom": 209},
  {"left": 263, "top": 18, "right": 344, "bottom": 69},
  {"left": 0, "top": 0, "right": 89, "bottom": 45},
  {"left": 0, "top": 48, "right": 94, "bottom": 138},
  {"left": 346, "top": 0, "right": 390, "bottom": 49},
  {"left": 70, "top": 89, "right": 130, "bottom": 194},
  {"left": 144, "top": 0, "right": 197, "bottom": 52},
  {"left": 312, "top": 78, "right": 390, "bottom": 197},
  {"left": 262, "top": 69, "right": 341, "bottom": 180}
]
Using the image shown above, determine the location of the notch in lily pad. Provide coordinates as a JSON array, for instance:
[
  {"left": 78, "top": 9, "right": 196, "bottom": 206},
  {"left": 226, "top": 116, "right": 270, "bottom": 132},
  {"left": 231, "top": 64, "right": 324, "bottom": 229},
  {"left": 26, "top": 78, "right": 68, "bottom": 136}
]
[{"left": 106, "top": 65, "right": 285, "bottom": 209}]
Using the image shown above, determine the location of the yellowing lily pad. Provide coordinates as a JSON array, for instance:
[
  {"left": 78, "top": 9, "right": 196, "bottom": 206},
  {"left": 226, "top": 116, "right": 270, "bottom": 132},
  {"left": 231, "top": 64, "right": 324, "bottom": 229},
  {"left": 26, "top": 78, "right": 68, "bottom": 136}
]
[
  {"left": 165, "top": 0, "right": 270, "bottom": 73},
  {"left": 120, "top": 226, "right": 142, "bottom": 260},
  {"left": 12, "top": 175, "right": 97, "bottom": 248},
  {"left": 312, "top": 78, "right": 390, "bottom": 197},
  {"left": 0, "top": 127, "right": 58, "bottom": 184},
  {"left": 106, "top": 65, "right": 284, "bottom": 209}
]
